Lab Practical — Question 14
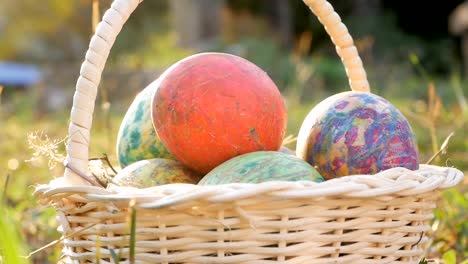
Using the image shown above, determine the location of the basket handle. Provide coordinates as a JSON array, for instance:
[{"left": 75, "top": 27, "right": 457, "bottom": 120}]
[{"left": 63, "top": 0, "right": 370, "bottom": 186}]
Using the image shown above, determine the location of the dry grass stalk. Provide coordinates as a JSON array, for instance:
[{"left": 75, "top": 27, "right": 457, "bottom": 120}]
[{"left": 26, "top": 131, "right": 65, "bottom": 170}]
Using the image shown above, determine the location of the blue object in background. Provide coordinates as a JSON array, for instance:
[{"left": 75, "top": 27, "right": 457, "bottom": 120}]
[{"left": 0, "top": 62, "right": 42, "bottom": 87}]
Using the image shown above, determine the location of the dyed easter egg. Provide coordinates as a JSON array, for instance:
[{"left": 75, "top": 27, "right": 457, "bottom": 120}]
[
  {"left": 198, "top": 151, "right": 323, "bottom": 185},
  {"left": 112, "top": 159, "right": 201, "bottom": 188},
  {"left": 116, "top": 79, "right": 175, "bottom": 168},
  {"left": 296, "top": 91, "right": 419, "bottom": 179},
  {"left": 152, "top": 53, "right": 287, "bottom": 174}
]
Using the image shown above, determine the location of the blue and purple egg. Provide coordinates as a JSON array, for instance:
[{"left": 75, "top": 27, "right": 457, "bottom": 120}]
[{"left": 296, "top": 92, "right": 419, "bottom": 179}]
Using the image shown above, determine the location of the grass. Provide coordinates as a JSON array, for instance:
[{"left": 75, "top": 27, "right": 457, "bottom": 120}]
[
  {"left": 0, "top": 53, "right": 466, "bottom": 263},
  {"left": 130, "top": 201, "right": 137, "bottom": 264},
  {"left": 0, "top": 206, "right": 26, "bottom": 264}
]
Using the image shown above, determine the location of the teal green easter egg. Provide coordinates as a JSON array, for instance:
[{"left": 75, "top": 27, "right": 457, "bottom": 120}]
[
  {"left": 112, "top": 158, "right": 202, "bottom": 188},
  {"left": 116, "top": 79, "right": 175, "bottom": 168},
  {"left": 198, "top": 151, "right": 323, "bottom": 185}
]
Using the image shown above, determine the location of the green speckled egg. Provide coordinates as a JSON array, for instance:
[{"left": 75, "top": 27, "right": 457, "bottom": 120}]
[
  {"left": 116, "top": 79, "right": 175, "bottom": 168},
  {"left": 198, "top": 151, "right": 323, "bottom": 185},
  {"left": 112, "top": 159, "right": 202, "bottom": 188}
]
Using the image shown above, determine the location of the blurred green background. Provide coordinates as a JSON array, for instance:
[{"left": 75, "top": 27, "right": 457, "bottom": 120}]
[{"left": 0, "top": 0, "right": 466, "bottom": 263}]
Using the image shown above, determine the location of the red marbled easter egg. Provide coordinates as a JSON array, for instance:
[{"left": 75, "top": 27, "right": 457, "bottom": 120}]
[{"left": 152, "top": 53, "right": 287, "bottom": 174}]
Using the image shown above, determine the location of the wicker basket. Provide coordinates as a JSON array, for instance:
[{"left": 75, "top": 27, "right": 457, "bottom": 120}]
[{"left": 35, "top": 0, "right": 464, "bottom": 263}]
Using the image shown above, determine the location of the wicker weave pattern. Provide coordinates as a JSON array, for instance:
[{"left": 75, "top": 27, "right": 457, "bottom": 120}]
[{"left": 35, "top": 166, "right": 463, "bottom": 263}]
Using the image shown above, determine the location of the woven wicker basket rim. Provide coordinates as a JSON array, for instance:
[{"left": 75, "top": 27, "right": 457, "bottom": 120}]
[{"left": 36, "top": 165, "right": 463, "bottom": 208}]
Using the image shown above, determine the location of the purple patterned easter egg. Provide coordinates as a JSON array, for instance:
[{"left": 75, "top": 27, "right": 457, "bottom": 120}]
[{"left": 296, "top": 92, "right": 419, "bottom": 179}]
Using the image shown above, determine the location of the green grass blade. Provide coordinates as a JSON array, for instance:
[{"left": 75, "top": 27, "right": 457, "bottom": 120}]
[
  {"left": 109, "top": 248, "right": 119, "bottom": 263},
  {"left": 0, "top": 207, "right": 27, "bottom": 264},
  {"left": 2, "top": 174, "right": 10, "bottom": 205},
  {"left": 129, "top": 204, "right": 137, "bottom": 264}
]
